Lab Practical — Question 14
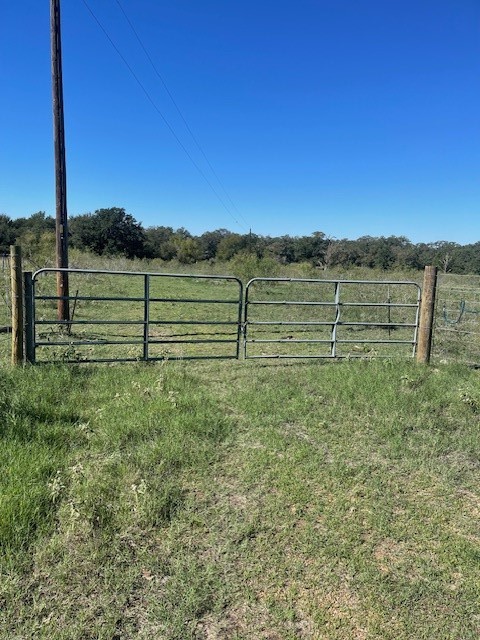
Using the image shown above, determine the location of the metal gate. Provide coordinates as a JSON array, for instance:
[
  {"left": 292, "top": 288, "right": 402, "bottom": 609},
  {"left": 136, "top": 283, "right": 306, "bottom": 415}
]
[
  {"left": 25, "top": 268, "right": 243, "bottom": 363},
  {"left": 21, "top": 269, "right": 423, "bottom": 364},
  {"left": 244, "top": 277, "right": 421, "bottom": 359}
]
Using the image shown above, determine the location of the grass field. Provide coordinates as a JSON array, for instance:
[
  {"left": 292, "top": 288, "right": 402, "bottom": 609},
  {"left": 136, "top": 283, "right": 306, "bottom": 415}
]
[{"left": 1, "top": 359, "right": 480, "bottom": 639}]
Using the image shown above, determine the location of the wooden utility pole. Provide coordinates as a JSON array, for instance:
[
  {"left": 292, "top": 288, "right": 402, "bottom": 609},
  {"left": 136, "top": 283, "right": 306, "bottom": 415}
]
[
  {"left": 10, "top": 245, "right": 24, "bottom": 365},
  {"left": 51, "top": 0, "right": 69, "bottom": 321},
  {"left": 416, "top": 266, "right": 438, "bottom": 364}
]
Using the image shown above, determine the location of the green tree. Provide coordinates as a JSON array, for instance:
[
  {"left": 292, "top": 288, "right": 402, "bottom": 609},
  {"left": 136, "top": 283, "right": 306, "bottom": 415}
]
[
  {"left": 454, "top": 243, "right": 480, "bottom": 274},
  {"left": 293, "top": 232, "right": 329, "bottom": 266},
  {"left": 70, "top": 208, "right": 146, "bottom": 258},
  {"left": 269, "top": 235, "right": 296, "bottom": 263},
  {"left": 428, "top": 241, "right": 461, "bottom": 273},
  {"left": 19, "top": 231, "right": 56, "bottom": 266},
  {"left": 198, "top": 229, "right": 231, "bottom": 260},
  {"left": 12, "top": 211, "right": 55, "bottom": 238},
  {"left": 0, "top": 215, "right": 16, "bottom": 252},
  {"left": 144, "top": 226, "right": 176, "bottom": 260},
  {"left": 175, "top": 237, "right": 202, "bottom": 264},
  {"left": 324, "top": 239, "right": 361, "bottom": 268},
  {"left": 216, "top": 233, "right": 249, "bottom": 261}
]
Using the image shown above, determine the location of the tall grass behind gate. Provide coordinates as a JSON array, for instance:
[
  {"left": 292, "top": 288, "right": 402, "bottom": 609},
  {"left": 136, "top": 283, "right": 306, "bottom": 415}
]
[{"left": 434, "top": 273, "right": 480, "bottom": 366}]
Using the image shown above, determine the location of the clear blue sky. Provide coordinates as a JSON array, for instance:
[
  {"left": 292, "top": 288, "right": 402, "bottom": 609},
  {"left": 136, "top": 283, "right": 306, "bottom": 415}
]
[{"left": 1, "top": 1, "right": 479, "bottom": 243}]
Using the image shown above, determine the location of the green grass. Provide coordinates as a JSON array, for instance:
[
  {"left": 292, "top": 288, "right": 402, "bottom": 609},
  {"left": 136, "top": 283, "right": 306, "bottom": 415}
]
[{"left": 1, "top": 359, "right": 480, "bottom": 638}]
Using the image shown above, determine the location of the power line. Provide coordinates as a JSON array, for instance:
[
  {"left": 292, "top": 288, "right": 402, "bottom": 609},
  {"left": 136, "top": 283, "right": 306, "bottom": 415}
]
[
  {"left": 113, "top": 0, "right": 251, "bottom": 231},
  {"left": 80, "top": 0, "right": 248, "bottom": 232}
]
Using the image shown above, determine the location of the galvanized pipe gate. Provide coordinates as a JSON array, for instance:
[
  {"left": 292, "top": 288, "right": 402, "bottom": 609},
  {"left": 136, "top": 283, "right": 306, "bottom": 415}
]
[
  {"left": 25, "top": 268, "right": 243, "bottom": 364},
  {"left": 23, "top": 268, "right": 422, "bottom": 364},
  {"left": 244, "top": 277, "right": 421, "bottom": 359}
]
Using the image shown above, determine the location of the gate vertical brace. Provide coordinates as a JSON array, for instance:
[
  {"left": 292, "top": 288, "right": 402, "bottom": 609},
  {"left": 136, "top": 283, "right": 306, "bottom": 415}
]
[
  {"left": 416, "top": 266, "right": 438, "bottom": 364},
  {"left": 143, "top": 274, "right": 150, "bottom": 361},
  {"left": 24, "top": 272, "right": 35, "bottom": 364},
  {"left": 412, "top": 286, "right": 422, "bottom": 358},
  {"left": 236, "top": 282, "right": 243, "bottom": 360},
  {"left": 10, "top": 245, "right": 23, "bottom": 365},
  {"left": 387, "top": 285, "right": 391, "bottom": 339},
  {"left": 331, "top": 282, "right": 340, "bottom": 357},
  {"left": 243, "top": 283, "right": 249, "bottom": 359}
]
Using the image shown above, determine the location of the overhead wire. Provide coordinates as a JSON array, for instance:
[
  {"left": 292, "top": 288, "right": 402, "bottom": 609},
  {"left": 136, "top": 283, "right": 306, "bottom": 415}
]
[
  {"left": 114, "top": 0, "right": 251, "bottom": 231},
  {"left": 80, "top": 0, "right": 248, "bottom": 232}
]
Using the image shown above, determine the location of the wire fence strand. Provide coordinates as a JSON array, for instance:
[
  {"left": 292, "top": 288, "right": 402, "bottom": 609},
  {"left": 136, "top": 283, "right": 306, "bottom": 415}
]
[{"left": 433, "top": 273, "right": 480, "bottom": 365}]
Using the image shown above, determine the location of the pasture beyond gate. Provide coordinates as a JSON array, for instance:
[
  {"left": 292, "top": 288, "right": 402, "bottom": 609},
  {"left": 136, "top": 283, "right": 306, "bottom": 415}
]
[{"left": 22, "top": 268, "right": 422, "bottom": 364}]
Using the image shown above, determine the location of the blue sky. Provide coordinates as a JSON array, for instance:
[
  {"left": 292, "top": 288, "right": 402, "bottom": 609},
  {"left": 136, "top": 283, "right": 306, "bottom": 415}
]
[{"left": 1, "top": 1, "right": 479, "bottom": 243}]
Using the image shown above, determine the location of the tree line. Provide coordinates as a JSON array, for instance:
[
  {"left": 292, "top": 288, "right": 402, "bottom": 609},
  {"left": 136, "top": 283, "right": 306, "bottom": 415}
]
[{"left": 1, "top": 207, "right": 479, "bottom": 274}]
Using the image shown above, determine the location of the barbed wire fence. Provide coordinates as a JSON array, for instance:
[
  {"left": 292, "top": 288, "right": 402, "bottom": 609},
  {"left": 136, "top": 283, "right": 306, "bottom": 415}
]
[
  {"left": 433, "top": 273, "right": 480, "bottom": 366},
  {"left": 0, "top": 253, "right": 40, "bottom": 359}
]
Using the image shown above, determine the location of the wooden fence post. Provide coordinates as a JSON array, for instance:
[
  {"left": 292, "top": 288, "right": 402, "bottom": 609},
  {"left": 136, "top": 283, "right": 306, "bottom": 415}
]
[
  {"left": 416, "top": 265, "right": 438, "bottom": 364},
  {"left": 10, "top": 245, "right": 24, "bottom": 365}
]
